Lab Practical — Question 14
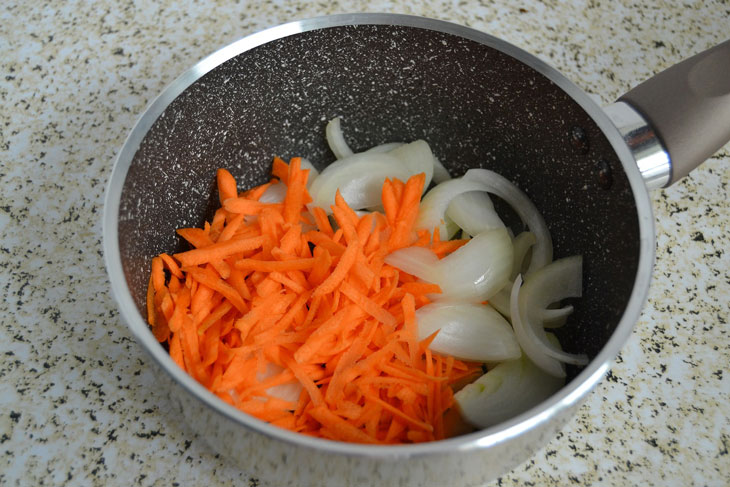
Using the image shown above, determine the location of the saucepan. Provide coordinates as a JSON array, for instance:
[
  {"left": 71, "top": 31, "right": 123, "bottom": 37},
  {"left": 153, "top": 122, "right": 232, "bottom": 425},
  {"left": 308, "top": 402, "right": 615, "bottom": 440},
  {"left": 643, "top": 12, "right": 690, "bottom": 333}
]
[{"left": 103, "top": 14, "right": 730, "bottom": 486}]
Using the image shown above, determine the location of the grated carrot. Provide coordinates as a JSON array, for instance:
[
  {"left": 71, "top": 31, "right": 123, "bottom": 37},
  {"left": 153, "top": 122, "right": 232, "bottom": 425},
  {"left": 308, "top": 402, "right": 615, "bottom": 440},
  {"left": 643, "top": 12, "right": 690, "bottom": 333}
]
[{"left": 145, "top": 157, "right": 477, "bottom": 444}]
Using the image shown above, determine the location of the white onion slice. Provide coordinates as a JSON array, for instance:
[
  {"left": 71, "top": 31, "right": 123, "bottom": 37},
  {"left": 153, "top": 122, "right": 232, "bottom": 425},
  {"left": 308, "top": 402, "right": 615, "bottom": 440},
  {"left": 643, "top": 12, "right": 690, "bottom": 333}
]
[
  {"left": 365, "top": 142, "right": 404, "bottom": 153},
  {"left": 388, "top": 140, "right": 434, "bottom": 192},
  {"left": 443, "top": 214, "right": 461, "bottom": 240},
  {"left": 510, "top": 276, "right": 565, "bottom": 377},
  {"left": 510, "top": 256, "right": 588, "bottom": 374},
  {"left": 494, "top": 232, "right": 565, "bottom": 323},
  {"left": 463, "top": 168, "right": 553, "bottom": 274},
  {"left": 541, "top": 305, "right": 574, "bottom": 328},
  {"left": 382, "top": 246, "right": 440, "bottom": 282},
  {"left": 367, "top": 141, "right": 444, "bottom": 189},
  {"left": 415, "top": 178, "right": 493, "bottom": 239},
  {"left": 310, "top": 140, "right": 438, "bottom": 213},
  {"left": 511, "top": 231, "right": 537, "bottom": 280},
  {"left": 415, "top": 302, "right": 520, "bottom": 362},
  {"left": 325, "top": 117, "right": 353, "bottom": 159},
  {"left": 491, "top": 273, "right": 574, "bottom": 327},
  {"left": 519, "top": 256, "right": 587, "bottom": 366},
  {"left": 454, "top": 343, "right": 564, "bottom": 428},
  {"left": 435, "top": 228, "right": 512, "bottom": 301},
  {"left": 446, "top": 191, "right": 505, "bottom": 237},
  {"left": 385, "top": 228, "right": 513, "bottom": 302},
  {"left": 258, "top": 181, "right": 287, "bottom": 203},
  {"left": 308, "top": 152, "right": 410, "bottom": 212},
  {"left": 432, "top": 156, "right": 451, "bottom": 183},
  {"left": 299, "top": 157, "right": 319, "bottom": 189},
  {"left": 256, "top": 362, "right": 302, "bottom": 403},
  {"left": 488, "top": 287, "right": 512, "bottom": 319}
]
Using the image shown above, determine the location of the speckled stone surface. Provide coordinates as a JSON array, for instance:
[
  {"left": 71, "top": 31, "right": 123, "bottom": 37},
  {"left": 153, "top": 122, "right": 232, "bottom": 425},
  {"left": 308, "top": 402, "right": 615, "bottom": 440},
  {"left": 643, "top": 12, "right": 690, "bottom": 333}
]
[{"left": 1, "top": 1, "right": 728, "bottom": 486}]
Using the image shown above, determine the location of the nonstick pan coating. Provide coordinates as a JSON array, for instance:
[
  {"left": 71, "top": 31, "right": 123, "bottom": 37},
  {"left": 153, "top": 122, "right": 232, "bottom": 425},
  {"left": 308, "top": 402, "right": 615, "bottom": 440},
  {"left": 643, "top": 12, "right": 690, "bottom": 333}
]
[{"left": 118, "top": 23, "right": 640, "bottom": 378}]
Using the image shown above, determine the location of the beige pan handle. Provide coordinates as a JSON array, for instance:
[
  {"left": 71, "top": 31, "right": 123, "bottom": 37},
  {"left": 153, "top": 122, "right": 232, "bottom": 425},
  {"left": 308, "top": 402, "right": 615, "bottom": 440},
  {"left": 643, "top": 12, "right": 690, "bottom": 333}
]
[{"left": 616, "top": 39, "right": 730, "bottom": 187}]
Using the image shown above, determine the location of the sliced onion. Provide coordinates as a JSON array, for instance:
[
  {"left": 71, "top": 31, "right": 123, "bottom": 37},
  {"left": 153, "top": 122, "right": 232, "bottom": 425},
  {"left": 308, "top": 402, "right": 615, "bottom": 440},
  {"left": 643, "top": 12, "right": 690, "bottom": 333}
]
[
  {"left": 510, "top": 256, "right": 588, "bottom": 374},
  {"left": 510, "top": 275, "right": 565, "bottom": 377},
  {"left": 498, "top": 232, "right": 570, "bottom": 326},
  {"left": 325, "top": 117, "right": 353, "bottom": 159},
  {"left": 365, "top": 142, "right": 404, "bottom": 153},
  {"left": 446, "top": 191, "right": 505, "bottom": 237},
  {"left": 432, "top": 156, "right": 451, "bottom": 183},
  {"left": 308, "top": 152, "right": 410, "bottom": 212},
  {"left": 256, "top": 362, "right": 302, "bottom": 403},
  {"left": 386, "top": 228, "right": 513, "bottom": 302},
  {"left": 299, "top": 157, "right": 319, "bottom": 189},
  {"left": 383, "top": 246, "right": 440, "bottom": 283},
  {"left": 258, "top": 181, "right": 287, "bottom": 203},
  {"left": 388, "top": 140, "right": 434, "bottom": 191},
  {"left": 454, "top": 344, "right": 565, "bottom": 429},
  {"left": 511, "top": 231, "right": 537, "bottom": 280},
  {"left": 463, "top": 168, "right": 553, "bottom": 274},
  {"left": 434, "top": 228, "right": 513, "bottom": 301},
  {"left": 492, "top": 252, "right": 574, "bottom": 326},
  {"left": 488, "top": 286, "right": 512, "bottom": 319},
  {"left": 368, "top": 140, "right": 449, "bottom": 184},
  {"left": 415, "top": 302, "right": 520, "bottom": 362},
  {"left": 519, "top": 256, "right": 586, "bottom": 368},
  {"left": 443, "top": 214, "right": 461, "bottom": 240},
  {"left": 541, "top": 305, "right": 574, "bottom": 328},
  {"left": 415, "top": 178, "right": 493, "bottom": 239}
]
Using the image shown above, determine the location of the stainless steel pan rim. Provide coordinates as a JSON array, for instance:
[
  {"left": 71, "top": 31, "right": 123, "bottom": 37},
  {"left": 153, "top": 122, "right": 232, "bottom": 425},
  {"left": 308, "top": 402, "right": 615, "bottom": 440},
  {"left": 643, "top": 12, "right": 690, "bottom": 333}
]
[{"left": 103, "top": 12, "right": 655, "bottom": 459}]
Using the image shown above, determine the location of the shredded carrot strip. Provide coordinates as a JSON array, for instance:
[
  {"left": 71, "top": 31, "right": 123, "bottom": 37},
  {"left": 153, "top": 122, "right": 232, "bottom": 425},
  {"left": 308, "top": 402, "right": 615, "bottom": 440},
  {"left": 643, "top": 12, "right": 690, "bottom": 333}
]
[
  {"left": 308, "top": 405, "right": 377, "bottom": 444},
  {"left": 311, "top": 206, "right": 335, "bottom": 237},
  {"left": 217, "top": 168, "right": 239, "bottom": 203},
  {"left": 242, "top": 179, "right": 275, "bottom": 201},
  {"left": 340, "top": 280, "right": 396, "bottom": 327},
  {"left": 175, "top": 235, "right": 267, "bottom": 267},
  {"left": 145, "top": 159, "right": 478, "bottom": 444},
  {"left": 283, "top": 158, "right": 311, "bottom": 224},
  {"left": 312, "top": 237, "right": 361, "bottom": 298},
  {"left": 224, "top": 198, "right": 283, "bottom": 216},
  {"left": 305, "top": 230, "right": 346, "bottom": 257},
  {"left": 271, "top": 156, "right": 290, "bottom": 183},
  {"left": 432, "top": 238, "right": 469, "bottom": 257},
  {"left": 176, "top": 227, "right": 214, "bottom": 249},
  {"left": 235, "top": 257, "right": 316, "bottom": 272},
  {"left": 159, "top": 253, "right": 183, "bottom": 279},
  {"left": 388, "top": 173, "right": 426, "bottom": 251}
]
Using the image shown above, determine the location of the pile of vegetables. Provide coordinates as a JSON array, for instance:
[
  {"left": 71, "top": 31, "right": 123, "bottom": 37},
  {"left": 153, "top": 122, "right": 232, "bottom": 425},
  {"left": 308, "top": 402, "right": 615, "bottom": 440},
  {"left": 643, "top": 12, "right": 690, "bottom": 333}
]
[{"left": 145, "top": 118, "right": 588, "bottom": 443}]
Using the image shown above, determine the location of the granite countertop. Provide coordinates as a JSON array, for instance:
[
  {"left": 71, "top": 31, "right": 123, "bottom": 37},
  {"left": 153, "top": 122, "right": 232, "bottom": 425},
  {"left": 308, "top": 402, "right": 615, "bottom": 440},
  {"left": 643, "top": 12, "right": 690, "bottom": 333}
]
[{"left": 1, "top": 1, "right": 728, "bottom": 486}]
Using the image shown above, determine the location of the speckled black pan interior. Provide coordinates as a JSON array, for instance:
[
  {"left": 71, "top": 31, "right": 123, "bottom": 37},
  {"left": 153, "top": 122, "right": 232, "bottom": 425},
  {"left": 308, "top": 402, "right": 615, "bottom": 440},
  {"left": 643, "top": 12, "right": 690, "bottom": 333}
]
[{"left": 117, "top": 24, "right": 640, "bottom": 380}]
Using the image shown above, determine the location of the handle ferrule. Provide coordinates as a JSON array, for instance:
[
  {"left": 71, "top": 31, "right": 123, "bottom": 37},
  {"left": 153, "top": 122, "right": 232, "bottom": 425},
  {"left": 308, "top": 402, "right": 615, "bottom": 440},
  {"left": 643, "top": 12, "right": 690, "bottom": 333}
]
[{"left": 618, "top": 39, "right": 730, "bottom": 186}]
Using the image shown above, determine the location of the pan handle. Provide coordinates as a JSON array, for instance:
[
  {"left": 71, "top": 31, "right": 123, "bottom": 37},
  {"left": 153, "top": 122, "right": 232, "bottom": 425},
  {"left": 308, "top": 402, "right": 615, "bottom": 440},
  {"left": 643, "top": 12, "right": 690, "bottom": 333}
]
[{"left": 615, "top": 39, "right": 730, "bottom": 187}]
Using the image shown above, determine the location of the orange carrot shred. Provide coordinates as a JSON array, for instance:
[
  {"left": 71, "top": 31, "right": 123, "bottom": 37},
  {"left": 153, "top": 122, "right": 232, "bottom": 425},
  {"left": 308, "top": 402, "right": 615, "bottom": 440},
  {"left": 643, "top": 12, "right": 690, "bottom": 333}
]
[
  {"left": 388, "top": 173, "right": 425, "bottom": 251},
  {"left": 340, "top": 280, "right": 396, "bottom": 327},
  {"left": 175, "top": 235, "right": 267, "bottom": 267},
  {"left": 311, "top": 206, "right": 334, "bottom": 237},
  {"left": 159, "top": 253, "right": 183, "bottom": 279},
  {"left": 146, "top": 276, "right": 156, "bottom": 327},
  {"left": 224, "top": 198, "right": 283, "bottom": 216},
  {"left": 308, "top": 405, "right": 376, "bottom": 444},
  {"left": 217, "top": 168, "right": 238, "bottom": 204},
  {"left": 283, "top": 158, "right": 310, "bottom": 224},
  {"left": 150, "top": 256, "right": 165, "bottom": 293},
  {"left": 146, "top": 161, "right": 479, "bottom": 445},
  {"left": 217, "top": 213, "right": 246, "bottom": 243},
  {"left": 271, "top": 156, "right": 290, "bottom": 184},
  {"left": 312, "top": 237, "right": 361, "bottom": 298},
  {"left": 432, "top": 238, "right": 469, "bottom": 257}
]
